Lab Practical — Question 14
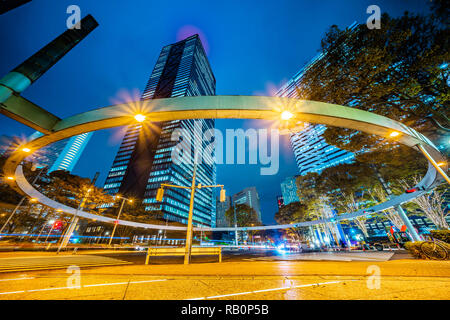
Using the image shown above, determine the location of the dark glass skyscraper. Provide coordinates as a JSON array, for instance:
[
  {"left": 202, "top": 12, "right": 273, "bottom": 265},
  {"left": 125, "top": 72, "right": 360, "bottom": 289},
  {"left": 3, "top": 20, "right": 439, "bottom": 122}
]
[{"left": 103, "top": 35, "right": 216, "bottom": 227}]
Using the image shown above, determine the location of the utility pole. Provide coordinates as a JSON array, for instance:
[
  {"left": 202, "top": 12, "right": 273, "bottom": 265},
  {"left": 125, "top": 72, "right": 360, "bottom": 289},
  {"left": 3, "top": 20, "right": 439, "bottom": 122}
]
[
  {"left": 155, "top": 157, "right": 226, "bottom": 265},
  {"left": 184, "top": 161, "right": 198, "bottom": 265},
  {"left": 108, "top": 195, "right": 132, "bottom": 246},
  {"left": 57, "top": 188, "right": 92, "bottom": 253},
  {"left": 233, "top": 205, "right": 238, "bottom": 246}
]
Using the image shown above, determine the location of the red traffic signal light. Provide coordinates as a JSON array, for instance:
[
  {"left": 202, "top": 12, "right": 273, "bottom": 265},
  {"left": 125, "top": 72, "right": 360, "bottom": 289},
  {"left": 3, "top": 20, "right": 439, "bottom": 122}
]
[
  {"left": 405, "top": 188, "right": 417, "bottom": 193},
  {"left": 53, "top": 220, "right": 62, "bottom": 229}
]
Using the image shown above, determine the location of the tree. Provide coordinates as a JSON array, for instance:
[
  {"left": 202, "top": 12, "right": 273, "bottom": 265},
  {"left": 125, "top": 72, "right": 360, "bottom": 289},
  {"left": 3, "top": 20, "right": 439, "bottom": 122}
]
[
  {"left": 43, "top": 170, "right": 114, "bottom": 214},
  {"left": 225, "top": 204, "right": 260, "bottom": 227},
  {"left": 274, "top": 202, "right": 310, "bottom": 240},
  {"left": 368, "top": 185, "right": 404, "bottom": 230},
  {"left": 274, "top": 202, "right": 308, "bottom": 224},
  {"left": 397, "top": 177, "right": 449, "bottom": 230},
  {"left": 337, "top": 192, "right": 369, "bottom": 238},
  {"left": 296, "top": 6, "right": 449, "bottom": 154}
]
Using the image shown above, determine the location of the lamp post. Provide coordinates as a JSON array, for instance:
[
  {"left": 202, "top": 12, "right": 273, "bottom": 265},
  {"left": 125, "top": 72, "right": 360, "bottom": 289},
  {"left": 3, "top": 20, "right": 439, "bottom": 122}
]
[
  {"left": 155, "top": 160, "right": 226, "bottom": 265},
  {"left": 108, "top": 195, "right": 132, "bottom": 246}
]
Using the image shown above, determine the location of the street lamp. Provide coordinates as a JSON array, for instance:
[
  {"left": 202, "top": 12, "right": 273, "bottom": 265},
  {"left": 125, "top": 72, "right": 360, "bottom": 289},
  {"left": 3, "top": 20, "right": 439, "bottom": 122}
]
[
  {"left": 108, "top": 195, "right": 133, "bottom": 246},
  {"left": 281, "top": 110, "right": 293, "bottom": 121},
  {"left": 155, "top": 160, "right": 226, "bottom": 265},
  {"left": 389, "top": 131, "right": 400, "bottom": 137},
  {"left": 134, "top": 114, "right": 146, "bottom": 122}
]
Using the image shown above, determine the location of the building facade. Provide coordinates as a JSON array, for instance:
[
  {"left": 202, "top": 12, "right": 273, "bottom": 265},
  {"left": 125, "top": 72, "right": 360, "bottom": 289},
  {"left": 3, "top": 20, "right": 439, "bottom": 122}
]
[
  {"left": 216, "top": 195, "right": 231, "bottom": 227},
  {"left": 280, "top": 175, "right": 300, "bottom": 205},
  {"left": 232, "top": 187, "right": 262, "bottom": 222},
  {"left": 103, "top": 34, "right": 217, "bottom": 227},
  {"left": 276, "top": 24, "right": 358, "bottom": 176},
  {"left": 27, "top": 131, "right": 92, "bottom": 173}
]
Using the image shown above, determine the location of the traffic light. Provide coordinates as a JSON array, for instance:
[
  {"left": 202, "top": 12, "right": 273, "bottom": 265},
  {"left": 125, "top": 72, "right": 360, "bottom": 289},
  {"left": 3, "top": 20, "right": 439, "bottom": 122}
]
[
  {"left": 220, "top": 188, "right": 226, "bottom": 202},
  {"left": 156, "top": 187, "right": 164, "bottom": 202},
  {"left": 53, "top": 220, "right": 62, "bottom": 230},
  {"left": 405, "top": 188, "right": 417, "bottom": 193}
]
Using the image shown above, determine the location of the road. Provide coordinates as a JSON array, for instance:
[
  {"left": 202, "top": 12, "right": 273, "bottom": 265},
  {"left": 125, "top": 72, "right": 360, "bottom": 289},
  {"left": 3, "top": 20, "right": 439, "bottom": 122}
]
[{"left": 0, "top": 249, "right": 448, "bottom": 300}]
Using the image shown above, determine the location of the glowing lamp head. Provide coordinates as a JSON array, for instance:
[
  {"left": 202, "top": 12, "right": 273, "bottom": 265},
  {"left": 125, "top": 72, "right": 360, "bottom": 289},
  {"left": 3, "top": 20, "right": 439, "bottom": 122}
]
[
  {"left": 134, "top": 114, "right": 146, "bottom": 122},
  {"left": 21, "top": 147, "right": 31, "bottom": 153},
  {"left": 389, "top": 131, "right": 400, "bottom": 137},
  {"left": 281, "top": 111, "right": 293, "bottom": 121},
  {"left": 6, "top": 176, "right": 14, "bottom": 181},
  {"left": 30, "top": 198, "right": 38, "bottom": 202}
]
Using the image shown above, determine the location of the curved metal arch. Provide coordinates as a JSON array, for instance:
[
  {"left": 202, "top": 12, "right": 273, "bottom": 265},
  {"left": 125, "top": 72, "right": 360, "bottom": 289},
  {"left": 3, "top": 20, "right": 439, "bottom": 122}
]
[{"left": 3, "top": 95, "right": 447, "bottom": 231}]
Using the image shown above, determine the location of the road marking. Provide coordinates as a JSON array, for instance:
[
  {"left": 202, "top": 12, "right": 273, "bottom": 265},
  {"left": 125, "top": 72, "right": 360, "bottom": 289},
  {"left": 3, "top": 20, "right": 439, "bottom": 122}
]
[
  {"left": 83, "top": 282, "right": 129, "bottom": 287},
  {"left": 27, "top": 287, "right": 70, "bottom": 292},
  {"left": 186, "top": 280, "right": 345, "bottom": 300},
  {"left": 0, "top": 290, "right": 26, "bottom": 295},
  {"left": 0, "top": 277, "right": 34, "bottom": 282},
  {"left": 0, "top": 279, "right": 167, "bottom": 295}
]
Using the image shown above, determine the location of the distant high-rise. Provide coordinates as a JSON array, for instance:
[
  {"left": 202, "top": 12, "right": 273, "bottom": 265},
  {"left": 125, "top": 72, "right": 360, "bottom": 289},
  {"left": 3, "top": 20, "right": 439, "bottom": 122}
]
[
  {"left": 27, "top": 131, "right": 92, "bottom": 173},
  {"left": 103, "top": 34, "right": 216, "bottom": 227},
  {"left": 216, "top": 195, "right": 231, "bottom": 227},
  {"left": 0, "top": 135, "right": 14, "bottom": 155},
  {"left": 280, "top": 176, "right": 300, "bottom": 205},
  {"left": 232, "top": 187, "right": 261, "bottom": 222}
]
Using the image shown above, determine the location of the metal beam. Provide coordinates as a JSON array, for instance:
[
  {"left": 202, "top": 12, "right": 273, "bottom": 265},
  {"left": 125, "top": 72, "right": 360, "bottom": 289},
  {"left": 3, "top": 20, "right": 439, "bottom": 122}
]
[
  {"left": 2, "top": 95, "right": 446, "bottom": 233},
  {"left": 0, "top": 95, "right": 59, "bottom": 133}
]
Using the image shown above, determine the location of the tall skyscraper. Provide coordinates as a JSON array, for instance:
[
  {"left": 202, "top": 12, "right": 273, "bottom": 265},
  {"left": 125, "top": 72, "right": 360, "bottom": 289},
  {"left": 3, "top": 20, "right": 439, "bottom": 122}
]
[
  {"left": 280, "top": 176, "right": 300, "bottom": 205},
  {"left": 27, "top": 131, "right": 92, "bottom": 173},
  {"left": 276, "top": 24, "right": 357, "bottom": 176},
  {"left": 232, "top": 187, "right": 262, "bottom": 222},
  {"left": 103, "top": 34, "right": 216, "bottom": 227}
]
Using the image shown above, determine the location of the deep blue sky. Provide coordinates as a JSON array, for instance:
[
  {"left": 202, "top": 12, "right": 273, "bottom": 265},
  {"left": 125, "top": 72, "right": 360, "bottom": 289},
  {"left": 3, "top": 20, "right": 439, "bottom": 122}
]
[{"left": 0, "top": 0, "right": 429, "bottom": 224}]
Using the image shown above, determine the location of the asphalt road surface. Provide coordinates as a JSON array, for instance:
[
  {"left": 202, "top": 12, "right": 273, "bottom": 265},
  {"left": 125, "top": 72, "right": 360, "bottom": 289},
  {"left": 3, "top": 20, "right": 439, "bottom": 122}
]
[{"left": 0, "top": 249, "right": 448, "bottom": 300}]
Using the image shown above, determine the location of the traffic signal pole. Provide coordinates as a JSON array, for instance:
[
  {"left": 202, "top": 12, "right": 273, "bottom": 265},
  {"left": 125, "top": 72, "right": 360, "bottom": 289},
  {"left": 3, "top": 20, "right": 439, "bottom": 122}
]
[
  {"left": 184, "top": 162, "right": 198, "bottom": 265},
  {"left": 108, "top": 197, "right": 126, "bottom": 246},
  {"left": 155, "top": 158, "right": 226, "bottom": 265}
]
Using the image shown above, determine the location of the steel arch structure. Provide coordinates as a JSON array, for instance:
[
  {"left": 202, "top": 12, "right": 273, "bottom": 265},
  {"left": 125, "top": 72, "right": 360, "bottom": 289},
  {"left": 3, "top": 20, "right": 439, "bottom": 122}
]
[{"left": 2, "top": 95, "right": 448, "bottom": 232}]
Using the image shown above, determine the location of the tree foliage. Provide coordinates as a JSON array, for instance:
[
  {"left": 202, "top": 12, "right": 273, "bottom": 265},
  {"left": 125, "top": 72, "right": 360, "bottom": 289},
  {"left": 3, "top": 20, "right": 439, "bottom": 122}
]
[
  {"left": 225, "top": 204, "right": 261, "bottom": 227},
  {"left": 274, "top": 201, "right": 309, "bottom": 225},
  {"left": 296, "top": 7, "right": 449, "bottom": 154}
]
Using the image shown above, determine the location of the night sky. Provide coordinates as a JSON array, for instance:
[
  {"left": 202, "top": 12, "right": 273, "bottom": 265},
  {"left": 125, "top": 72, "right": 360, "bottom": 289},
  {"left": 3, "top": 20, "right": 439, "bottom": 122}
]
[{"left": 0, "top": 0, "right": 429, "bottom": 224}]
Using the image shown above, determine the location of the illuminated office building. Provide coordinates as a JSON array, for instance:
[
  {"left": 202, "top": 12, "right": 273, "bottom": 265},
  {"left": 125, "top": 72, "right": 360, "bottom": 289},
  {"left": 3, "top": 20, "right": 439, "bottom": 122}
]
[
  {"left": 280, "top": 175, "right": 300, "bottom": 205},
  {"left": 276, "top": 25, "right": 358, "bottom": 176},
  {"left": 103, "top": 34, "right": 216, "bottom": 227},
  {"left": 27, "top": 131, "right": 92, "bottom": 173},
  {"left": 232, "top": 187, "right": 262, "bottom": 222}
]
